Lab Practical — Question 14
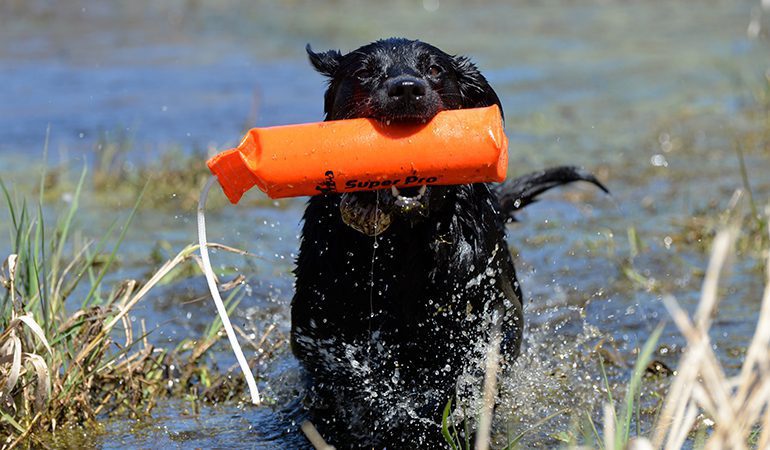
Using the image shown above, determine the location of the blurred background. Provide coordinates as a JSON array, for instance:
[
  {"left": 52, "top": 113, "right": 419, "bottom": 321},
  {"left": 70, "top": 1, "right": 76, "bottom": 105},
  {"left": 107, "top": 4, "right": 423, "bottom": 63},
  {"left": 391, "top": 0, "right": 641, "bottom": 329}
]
[{"left": 1, "top": 0, "right": 769, "bottom": 447}]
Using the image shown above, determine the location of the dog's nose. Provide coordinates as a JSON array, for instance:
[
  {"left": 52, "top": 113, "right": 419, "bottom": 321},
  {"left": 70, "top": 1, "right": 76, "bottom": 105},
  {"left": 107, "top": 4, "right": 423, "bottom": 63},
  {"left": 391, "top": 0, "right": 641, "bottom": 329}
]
[{"left": 387, "top": 76, "right": 427, "bottom": 100}]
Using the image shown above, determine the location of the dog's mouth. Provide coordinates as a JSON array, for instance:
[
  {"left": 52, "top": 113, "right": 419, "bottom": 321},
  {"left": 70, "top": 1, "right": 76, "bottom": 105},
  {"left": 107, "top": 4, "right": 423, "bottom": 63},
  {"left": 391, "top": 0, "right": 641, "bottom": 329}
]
[
  {"left": 390, "top": 184, "right": 428, "bottom": 211},
  {"left": 340, "top": 184, "right": 432, "bottom": 236},
  {"left": 339, "top": 101, "right": 443, "bottom": 236},
  {"left": 375, "top": 114, "right": 433, "bottom": 125},
  {"left": 369, "top": 100, "right": 441, "bottom": 126}
]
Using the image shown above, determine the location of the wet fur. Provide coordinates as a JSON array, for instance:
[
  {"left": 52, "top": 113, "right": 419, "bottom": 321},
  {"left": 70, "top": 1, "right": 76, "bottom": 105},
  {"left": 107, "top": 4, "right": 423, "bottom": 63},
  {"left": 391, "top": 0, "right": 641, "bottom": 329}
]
[{"left": 291, "top": 38, "right": 606, "bottom": 448}]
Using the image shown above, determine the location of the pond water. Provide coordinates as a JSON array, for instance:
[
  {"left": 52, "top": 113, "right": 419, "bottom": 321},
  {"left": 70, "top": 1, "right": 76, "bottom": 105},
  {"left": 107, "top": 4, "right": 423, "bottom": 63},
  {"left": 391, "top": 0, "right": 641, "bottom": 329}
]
[{"left": 2, "top": 0, "right": 769, "bottom": 447}]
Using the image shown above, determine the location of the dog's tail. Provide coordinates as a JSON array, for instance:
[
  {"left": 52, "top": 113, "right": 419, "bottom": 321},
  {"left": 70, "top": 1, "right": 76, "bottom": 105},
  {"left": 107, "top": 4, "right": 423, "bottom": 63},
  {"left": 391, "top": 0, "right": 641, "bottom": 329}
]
[{"left": 495, "top": 166, "right": 609, "bottom": 221}]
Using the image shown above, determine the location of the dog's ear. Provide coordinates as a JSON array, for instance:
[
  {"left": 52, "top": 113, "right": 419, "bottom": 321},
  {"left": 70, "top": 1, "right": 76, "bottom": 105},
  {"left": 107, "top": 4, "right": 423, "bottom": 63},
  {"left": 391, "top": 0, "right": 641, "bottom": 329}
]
[
  {"left": 306, "top": 44, "right": 343, "bottom": 78},
  {"left": 452, "top": 55, "right": 504, "bottom": 119}
]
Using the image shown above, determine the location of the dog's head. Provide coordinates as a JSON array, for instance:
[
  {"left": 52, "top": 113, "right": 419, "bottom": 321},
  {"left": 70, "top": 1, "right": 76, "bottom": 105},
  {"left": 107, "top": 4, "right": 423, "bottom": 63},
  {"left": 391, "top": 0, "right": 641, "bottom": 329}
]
[{"left": 307, "top": 38, "right": 502, "bottom": 235}]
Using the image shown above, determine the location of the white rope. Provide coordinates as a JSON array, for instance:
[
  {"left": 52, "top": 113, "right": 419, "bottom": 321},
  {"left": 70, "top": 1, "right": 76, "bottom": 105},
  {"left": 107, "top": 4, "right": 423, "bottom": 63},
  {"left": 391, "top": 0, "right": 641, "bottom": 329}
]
[{"left": 197, "top": 175, "right": 261, "bottom": 405}]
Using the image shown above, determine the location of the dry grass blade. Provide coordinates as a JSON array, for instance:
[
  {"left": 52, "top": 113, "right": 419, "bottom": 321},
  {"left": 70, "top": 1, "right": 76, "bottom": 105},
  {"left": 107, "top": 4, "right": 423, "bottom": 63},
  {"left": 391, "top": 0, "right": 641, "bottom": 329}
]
[
  {"left": 2, "top": 335, "right": 22, "bottom": 401},
  {"left": 2, "top": 254, "right": 17, "bottom": 276},
  {"left": 694, "top": 227, "right": 737, "bottom": 331},
  {"left": 604, "top": 403, "right": 616, "bottom": 450},
  {"left": 254, "top": 323, "right": 277, "bottom": 351},
  {"left": 759, "top": 393, "right": 770, "bottom": 449},
  {"left": 655, "top": 296, "right": 700, "bottom": 429},
  {"left": 736, "top": 242, "right": 770, "bottom": 404},
  {"left": 220, "top": 274, "right": 246, "bottom": 291},
  {"left": 114, "top": 279, "right": 137, "bottom": 310},
  {"left": 628, "top": 437, "right": 654, "bottom": 450},
  {"left": 5, "top": 411, "right": 43, "bottom": 450},
  {"left": 669, "top": 296, "right": 734, "bottom": 424},
  {"left": 120, "top": 315, "right": 132, "bottom": 349},
  {"left": 475, "top": 311, "right": 503, "bottom": 450},
  {"left": 2, "top": 254, "right": 18, "bottom": 287},
  {"left": 0, "top": 329, "right": 13, "bottom": 355},
  {"left": 1, "top": 350, "right": 49, "bottom": 417},
  {"left": 22, "top": 352, "right": 51, "bottom": 413},
  {"left": 667, "top": 399, "right": 698, "bottom": 450},
  {"left": 73, "top": 244, "right": 199, "bottom": 364},
  {"left": 190, "top": 242, "right": 259, "bottom": 284},
  {"left": 301, "top": 420, "right": 336, "bottom": 450},
  {"left": 51, "top": 239, "right": 93, "bottom": 304},
  {"left": 652, "top": 227, "right": 737, "bottom": 448},
  {"left": 4, "top": 254, "right": 20, "bottom": 313},
  {"left": 15, "top": 314, "right": 53, "bottom": 356},
  {"left": 645, "top": 220, "right": 770, "bottom": 449}
]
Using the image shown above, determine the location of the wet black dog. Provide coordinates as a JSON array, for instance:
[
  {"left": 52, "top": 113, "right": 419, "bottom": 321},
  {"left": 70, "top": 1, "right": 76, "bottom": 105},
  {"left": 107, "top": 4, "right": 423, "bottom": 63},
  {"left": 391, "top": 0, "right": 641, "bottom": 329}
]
[{"left": 291, "top": 38, "right": 606, "bottom": 448}]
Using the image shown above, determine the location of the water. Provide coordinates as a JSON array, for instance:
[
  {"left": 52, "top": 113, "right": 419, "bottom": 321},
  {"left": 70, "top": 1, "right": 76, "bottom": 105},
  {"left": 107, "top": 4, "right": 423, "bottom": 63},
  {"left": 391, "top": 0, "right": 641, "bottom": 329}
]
[{"left": 1, "top": 0, "right": 769, "bottom": 447}]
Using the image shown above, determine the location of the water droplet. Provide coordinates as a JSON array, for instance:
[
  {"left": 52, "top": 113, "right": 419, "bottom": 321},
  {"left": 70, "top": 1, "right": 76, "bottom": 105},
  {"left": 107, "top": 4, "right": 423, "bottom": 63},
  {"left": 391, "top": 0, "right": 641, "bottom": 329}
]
[{"left": 651, "top": 154, "right": 668, "bottom": 167}]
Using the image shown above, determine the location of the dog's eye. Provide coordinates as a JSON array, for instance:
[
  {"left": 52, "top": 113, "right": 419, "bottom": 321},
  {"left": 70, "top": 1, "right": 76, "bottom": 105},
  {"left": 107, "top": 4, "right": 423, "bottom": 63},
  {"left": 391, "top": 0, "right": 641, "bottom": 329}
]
[
  {"left": 428, "top": 65, "right": 443, "bottom": 78},
  {"left": 354, "top": 68, "right": 372, "bottom": 81}
]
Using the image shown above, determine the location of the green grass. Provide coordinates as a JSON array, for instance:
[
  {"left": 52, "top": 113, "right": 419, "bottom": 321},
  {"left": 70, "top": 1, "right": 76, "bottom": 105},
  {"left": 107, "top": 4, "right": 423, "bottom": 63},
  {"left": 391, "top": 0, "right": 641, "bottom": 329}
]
[{"left": 604, "top": 324, "right": 665, "bottom": 449}]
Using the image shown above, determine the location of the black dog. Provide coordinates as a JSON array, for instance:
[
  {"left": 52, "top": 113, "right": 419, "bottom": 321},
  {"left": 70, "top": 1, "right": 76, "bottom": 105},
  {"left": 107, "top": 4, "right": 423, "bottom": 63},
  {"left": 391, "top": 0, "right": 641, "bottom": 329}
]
[{"left": 291, "top": 38, "right": 606, "bottom": 448}]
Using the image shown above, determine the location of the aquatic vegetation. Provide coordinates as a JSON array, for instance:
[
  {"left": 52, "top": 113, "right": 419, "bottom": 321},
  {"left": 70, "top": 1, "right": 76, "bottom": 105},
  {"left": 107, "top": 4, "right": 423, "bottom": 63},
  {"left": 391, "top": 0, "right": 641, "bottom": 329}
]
[
  {"left": 0, "top": 173, "right": 281, "bottom": 448},
  {"left": 435, "top": 216, "right": 769, "bottom": 449},
  {"left": 593, "top": 223, "right": 770, "bottom": 449},
  {"left": 649, "top": 230, "right": 764, "bottom": 446},
  {"left": 565, "top": 222, "right": 770, "bottom": 449}
]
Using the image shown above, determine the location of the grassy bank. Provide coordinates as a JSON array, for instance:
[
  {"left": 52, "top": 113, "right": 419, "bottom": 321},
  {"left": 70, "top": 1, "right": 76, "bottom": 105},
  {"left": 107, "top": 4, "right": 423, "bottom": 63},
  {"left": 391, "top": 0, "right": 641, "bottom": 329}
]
[{"left": 0, "top": 171, "right": 285, "bottom": 449}]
